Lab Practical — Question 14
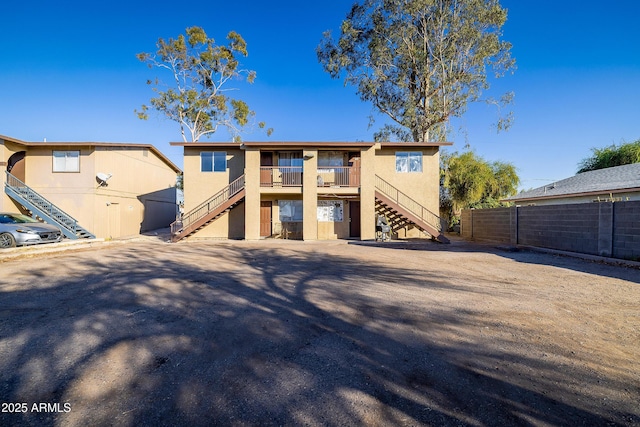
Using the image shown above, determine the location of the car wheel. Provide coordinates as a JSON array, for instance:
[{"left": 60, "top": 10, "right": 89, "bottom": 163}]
[{"left": 0, "top": 232, "right": 17, "bottom": 248}]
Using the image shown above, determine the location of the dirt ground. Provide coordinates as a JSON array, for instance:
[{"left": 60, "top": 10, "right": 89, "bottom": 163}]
[{"left": 0, "top": 235, "right": 638, "bottom": 426}]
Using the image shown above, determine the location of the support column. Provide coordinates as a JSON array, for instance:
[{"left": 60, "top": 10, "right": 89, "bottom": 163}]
[
  {"left": 360, "top": 145, "right": 377, "bottom": 240},
  {"left": 302, "top": 149, "right": 318, "bottom": 241},
  {"left": 244, "top": 148, "right": 261, "bottom": 240},
  {"left": 510, "top": 206, "right": 519, "bottom": 245}
]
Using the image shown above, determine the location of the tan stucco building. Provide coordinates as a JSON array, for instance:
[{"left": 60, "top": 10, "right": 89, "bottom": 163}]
[
  {"left": 171, "top": 141, "right": 451, "bottom": 242},
  {"left": 1, "top": 134, "right": 181, "bottom": 239}
]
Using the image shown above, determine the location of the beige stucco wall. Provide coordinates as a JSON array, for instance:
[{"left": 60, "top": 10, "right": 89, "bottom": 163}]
[
  {"left": 373, "top": 146, "right": 440, "bottom": 238},
  {"left": 0, "top": 139, "right": 18, "bottom": 213},
  {"left": 92, "top": 146, "right": 178, "bottom": 237},
  {"left": 179, "top": 143, "right": 443, "bottom": 241},
  {"left": 2, "top": 142, "right": 178, "bottom": 239},
  {"left": 317, "top": 199, "right": 351, "bottom": 239},
  {"left": 183, "top": 146, "right": 246, "bottom": 240}
]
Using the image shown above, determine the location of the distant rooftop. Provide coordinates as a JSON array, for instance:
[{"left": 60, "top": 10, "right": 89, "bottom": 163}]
[{"left": 506, "top": 163, "right": 640, "bottom": 202}]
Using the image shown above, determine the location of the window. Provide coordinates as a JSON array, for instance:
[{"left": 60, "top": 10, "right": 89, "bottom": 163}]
[
  {"left": 278, "top": 152, "right": 303, "bottom": 172},
  {"left": 53, "top": 151, "right": 80, "bottom": 172},
  {"left": 279, "top": 200, "right": 303, "bottom": 222},
  {"left": 201, "top": 152, "right": 226, "bottom": 172},
  {"left": 395, "top": 152, "right": 422, "bottom": 173},
  {"left": 318, "top": 151, "right": 344, "bottom": 172},
  {"left": 317, "top": 200, "right": 343, "bottom": 222}
]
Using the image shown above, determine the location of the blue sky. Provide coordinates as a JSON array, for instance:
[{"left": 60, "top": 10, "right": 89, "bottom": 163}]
[{"left": 1, "top": 1, "right": 639, "bottom": 190}]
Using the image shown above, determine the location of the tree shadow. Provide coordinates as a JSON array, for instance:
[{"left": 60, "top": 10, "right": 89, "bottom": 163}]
[
  {"left": 0, "top": 241, "right": 637, "bottom": 426},
  {"left": 351, "top": 236, "right": 640, "bottom": 284}
]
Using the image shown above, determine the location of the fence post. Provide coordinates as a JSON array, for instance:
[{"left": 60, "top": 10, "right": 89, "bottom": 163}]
[
  {"left": 597, "top": 202, "right": 614, "bottom": 257},
  {"left": 510, "top": 205, "right": 519, "bottom": 245}
]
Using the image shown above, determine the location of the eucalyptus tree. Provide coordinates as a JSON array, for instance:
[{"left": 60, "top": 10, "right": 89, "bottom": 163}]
[
  {"left": 317, "top": 0, "right": 515, "bottom": 142},
  {"left": 136, "top": 26, "right": 271, "bottom": 142}
]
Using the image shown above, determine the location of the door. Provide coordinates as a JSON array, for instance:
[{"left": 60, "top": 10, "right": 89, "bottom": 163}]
[
  {"left": 349, "top": 201, "right": 361, "bottom": 238},
  {"left": 107, "top": 203, "right": 121, "bottom": 239},
  {"left": 260, "top": 152, "right": 273, "bottom": 186},
  {"left": 260, "top": 201, "right": 272, "bottom": 237}
]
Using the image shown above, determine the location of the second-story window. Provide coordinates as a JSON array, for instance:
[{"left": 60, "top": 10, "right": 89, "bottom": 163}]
[
  {"left": 53, "top": 150, "right": 80, "bottom": 172},
  {"left": 201, "top": 152, "right": 226, "bottom": 172},
  {"left": 395, "top": 152, "right": 422, "bottom": 173}
]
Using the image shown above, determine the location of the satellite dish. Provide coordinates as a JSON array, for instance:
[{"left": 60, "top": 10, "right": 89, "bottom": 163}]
[{"left": 96, "top": 172, "right": 112, "bottom": 186}]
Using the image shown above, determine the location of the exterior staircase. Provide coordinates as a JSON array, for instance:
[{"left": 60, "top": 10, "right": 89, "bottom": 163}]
[
  {"left": 375, "top": 175, "right": 449, "bottom": 243},
  {"left": 171, "top": 175, "right": 245, "bottom": 242},
  {"left": 4, "top": 172, "right": 95, "bottom": 240}
]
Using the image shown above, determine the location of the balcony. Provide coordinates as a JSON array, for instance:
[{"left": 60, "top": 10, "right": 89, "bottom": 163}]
[
  {"left": 317, "top": 166, "right": 360, "bottom": 188},
  {"left": 259, "top": 166, "right": 360, "bottom": 189},
  {"left": 260, "top": 166, "right": 302, "bottom": 187}
]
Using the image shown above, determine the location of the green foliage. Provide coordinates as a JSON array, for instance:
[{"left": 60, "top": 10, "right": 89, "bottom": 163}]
[
  {"left": 577, "top": 139, "right": 640, "bottom": 173},
  {"left": 136, "top": 26, "right": 272, "bottom": 142},
  {"left": 317, "top": 0, "right": 516, "bottom": 142},
  {"left": 440, "top": 150, "right": 519, "bottom": 229}
]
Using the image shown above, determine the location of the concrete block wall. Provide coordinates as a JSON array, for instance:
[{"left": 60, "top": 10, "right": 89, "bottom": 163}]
[
  {"left": 518, "top": 204, "right": 600, "bottom": 255},
  {"left": 461, "top": 201, "right": 640, "bottom": 261},
  {"left": 613, "top": 202, "right": 640, "bottom": 260},
  {"left": 460, "top": 207, "right": 512, "bottom": 243}
]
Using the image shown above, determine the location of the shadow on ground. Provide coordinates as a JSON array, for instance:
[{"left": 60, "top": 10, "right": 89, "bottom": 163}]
[
  {"left": 0, "top": 241, "right": 638, "bottom": 426},
  {"left": 351, "top": 236, "right": 640, "bottom": 284}
]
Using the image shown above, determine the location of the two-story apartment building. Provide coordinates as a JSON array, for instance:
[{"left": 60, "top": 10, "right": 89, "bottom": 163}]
[
  {"left": 171, "top": 141, "right": 451, "bottom": 242},
  {"left": 1, "top": 134, "right": 181, "bottom": 240}
]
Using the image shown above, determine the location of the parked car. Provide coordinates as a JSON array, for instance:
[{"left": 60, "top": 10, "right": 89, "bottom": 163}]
[{"left": 0, "top": 213, "right": 63, "bottom": 248}]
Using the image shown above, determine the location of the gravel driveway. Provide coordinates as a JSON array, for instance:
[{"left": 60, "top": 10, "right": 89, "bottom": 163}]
[{"left": 1, "top": 236, "right": 639, "bottom": 426}]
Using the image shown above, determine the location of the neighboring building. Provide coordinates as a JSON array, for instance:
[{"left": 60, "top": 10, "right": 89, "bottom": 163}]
[
  {"left": 505, "top": 163, "right": 640, "bottom": 206},
  {"left": 1, "top": 134, "right": 181, "bottom": 239},
  {"left": 170, "top": 141, "right": 451, "bottom": 242}
]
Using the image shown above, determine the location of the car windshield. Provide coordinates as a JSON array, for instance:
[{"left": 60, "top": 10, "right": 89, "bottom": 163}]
[{"left": 0, "top": 214, "right": 39, "bottom": 224}]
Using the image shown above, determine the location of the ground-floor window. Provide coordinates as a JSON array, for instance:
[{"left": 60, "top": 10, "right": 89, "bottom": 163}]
[
  {"left": 317, "top": 200, "right": 343, "bottom": 222},
  {"left": 279, "top": 200, "right": 303, "bottom": 222}
]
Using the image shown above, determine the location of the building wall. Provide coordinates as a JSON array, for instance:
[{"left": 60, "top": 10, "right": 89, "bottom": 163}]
[
  {"left": 1, "top": 139, "right": 21, "bottom": 212},
  {"left": 179, "top": 144, "right": 444, "bottom": 241},
  {"left": 2, "top": 141, "right": 178, "bottom": 239},
  {"left": 460, "top": 201, "right": 640, "bottom": 261},
  {"left": 373, "top": 146, "right": 440, "bottom": 238},
  {"left": 183, "top": 146, "right": 246, "bottom": 240},
  {"left": 21, "top": 145, "right": 98, "bottom": 232},
  {"left": 93, "top": 146, "right": 178, "bottom": 237}
]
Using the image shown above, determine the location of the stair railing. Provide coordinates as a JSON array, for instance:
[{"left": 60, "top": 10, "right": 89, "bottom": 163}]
[
  {"left": 374, "top": 175, "right": 442, "bottom": 233},
  {"left": 171, "top": 174, "right": 245, "bottom": 235},
  {"left": 5, "top": 171, "right": 79, "bottom": 234}
]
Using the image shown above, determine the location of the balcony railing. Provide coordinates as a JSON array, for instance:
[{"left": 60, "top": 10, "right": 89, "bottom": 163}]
[
  {"left": 260, "top": 166, "right": 303, "bottom": 187},
  {"left": 317, "top": 166, "right": 360, "bottom": 188},
  {"left": 259, "top": 166, "right": 361, "bottom": 188}
]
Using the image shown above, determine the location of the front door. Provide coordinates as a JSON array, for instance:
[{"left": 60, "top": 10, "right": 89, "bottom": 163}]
[
  {"left": 260, "top": 201, "right": 272, "bottom": 237},
  {"left": 349, "top": 201, "right": 361, "bottom": 238}
]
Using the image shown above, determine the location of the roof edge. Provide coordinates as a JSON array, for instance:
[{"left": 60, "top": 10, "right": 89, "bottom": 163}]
[
  {"left": 503, "top": 186, "right": 640, "bottom": 203},
  {"left": 171, "top": 141, "right": 453, "bottom": 148},
  {"left": 1, "top": 136, "right": 181, "bottom": 173}
]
